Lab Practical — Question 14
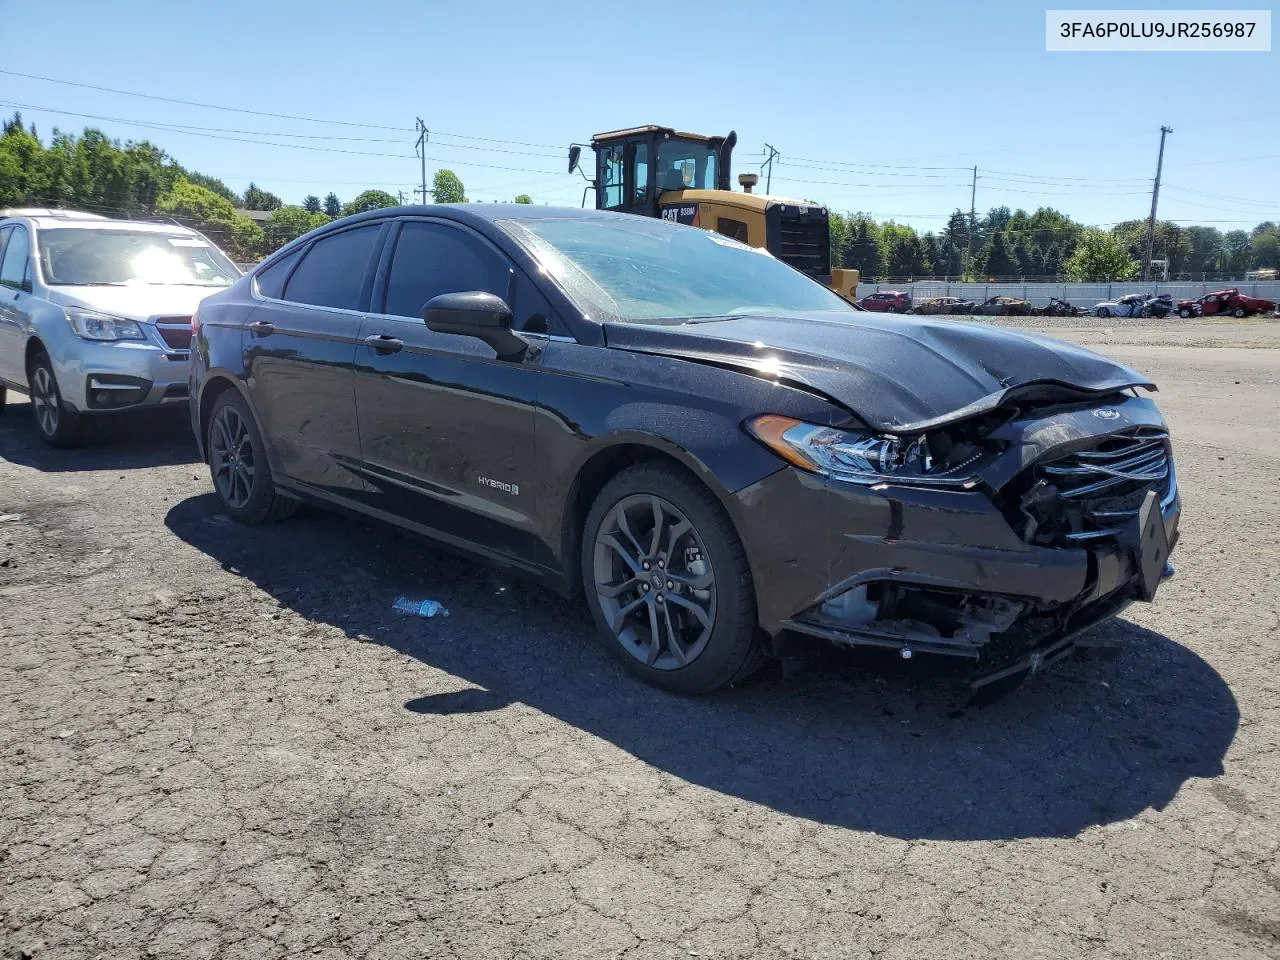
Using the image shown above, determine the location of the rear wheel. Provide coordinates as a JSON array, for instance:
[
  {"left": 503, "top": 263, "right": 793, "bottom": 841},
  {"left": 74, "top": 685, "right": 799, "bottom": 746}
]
[
  {"left": 886, "top": 306, "right": 897, "bottom": 314},
  {"left": 207, "top": 390, "right": 299, "bottom": 524},
  {"left": 1233, "top": 306, "right": 1247, "bottom": 318},
  {"left": 582, "top": 463, "right": 761, "bottom": 694},
  {"left": 27, "top": 352, "right": 83, "bottom": 448}
]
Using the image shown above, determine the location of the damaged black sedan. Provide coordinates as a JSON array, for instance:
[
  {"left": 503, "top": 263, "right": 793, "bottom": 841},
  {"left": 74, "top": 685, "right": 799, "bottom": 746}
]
[{"left": 190, "top": 206, "right": 1179, "bottom": 695}]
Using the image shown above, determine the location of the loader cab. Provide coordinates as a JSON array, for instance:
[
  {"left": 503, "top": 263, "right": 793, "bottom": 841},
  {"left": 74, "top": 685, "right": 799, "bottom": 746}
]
[{"left": 571, "top": 125, "right": 736, "bottom": 216}]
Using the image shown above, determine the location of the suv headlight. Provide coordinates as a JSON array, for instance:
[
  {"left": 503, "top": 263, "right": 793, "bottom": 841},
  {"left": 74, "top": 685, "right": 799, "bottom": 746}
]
[
  {"left": 65, "top": 309, "right": 147, "bottom": 342},
  {"left": 746, "top": 415, "right": 980, "bottom": 488}
]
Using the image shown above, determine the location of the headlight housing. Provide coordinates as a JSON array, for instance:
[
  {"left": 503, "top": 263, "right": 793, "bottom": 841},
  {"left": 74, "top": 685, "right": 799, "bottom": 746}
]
[
  {"left": 65, "top": 309, "right": 147, "bottom": 342},
  {"left": 745, "top": 415, "right": 982, "bottom": 488}
]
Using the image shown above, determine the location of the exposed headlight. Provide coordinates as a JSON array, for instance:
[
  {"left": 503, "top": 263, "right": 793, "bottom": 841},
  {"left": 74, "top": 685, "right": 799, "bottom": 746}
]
[
  {"left": 746, "top": 415, "right": 980, "bottom": 487},
  {"left": 65, "top": 309, "right": 147, "bottom": 342}
]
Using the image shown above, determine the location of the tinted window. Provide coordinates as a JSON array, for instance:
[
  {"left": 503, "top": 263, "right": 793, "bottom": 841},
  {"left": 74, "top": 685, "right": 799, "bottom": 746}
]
[
  {"left": 382, "top": 222, "right": 512, "bottom": 320},
  {"left": 283, "top": 225, "right": 381, "bottom": 311},
  {"left": 0, "top": 226, "right": 10, "bottom": 267},
  {"left": 255, "top": 246, "right": 304, "bottom": 299},
  {"left": 0, "top": 225, "right": 30, "bottom": 289},
  {"left": 716, "top": 218, "right": 748, "bottom": 244}
]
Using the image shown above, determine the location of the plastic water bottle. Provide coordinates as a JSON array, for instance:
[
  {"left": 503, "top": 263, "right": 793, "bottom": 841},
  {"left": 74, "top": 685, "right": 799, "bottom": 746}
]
[{"left": 393, "top": 596, "right": 449, "bottom": 618}]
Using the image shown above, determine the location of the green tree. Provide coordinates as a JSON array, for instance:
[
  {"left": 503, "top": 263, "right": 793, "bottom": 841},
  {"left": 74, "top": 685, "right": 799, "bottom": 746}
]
[
  {"left": 983, "top": 231, "right": 1018, "bottom": 277},
  {"left": 341, "top": 189, "right": 398, "bottom": 216},
  {"left": 1222, "top": 230, "right": 1251, "bottom": 274},
  {"left": 323, "top": 192, "right": 342, "bottom": 217},
  {"left": 182, "top": 171, "right": 237, "bottom": 204},
  {"left": 1042, "top": 242, "right": 1063, "bottom": 278},
  {"left": 1249, "top": 223, "right": 1279, "bottom": 270},
  {"left": 303, "top": 194, "right": 322, "bottom": 213},
  {"left": 156, "top": 178, "right": 262, "bottom": 260},
  {"left": 513, "top": 193, "right": 533, "bottom": 204},
  {"left": 827, "top": 210, "right": 851, "bottom": 270},
  {"left": 263, "top": 206, "right": 328, "bottom": 251},
  {"left": 241, "top": 182, "right": 282, "bottom": 211},
  {"left": 845, "top": 217, "right": 884, "bottom": 279},
  {"left": 430, "top": 169, "right": 466, "bottom": 204},
  {"left": 1064, "top": 229, "right": 1139, "bottom": 281},
  {"left": 982, "top": 206, "right": 1012, "bottom": 233}
]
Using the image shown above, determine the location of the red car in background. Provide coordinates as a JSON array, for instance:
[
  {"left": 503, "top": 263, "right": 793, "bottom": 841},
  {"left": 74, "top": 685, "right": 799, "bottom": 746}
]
[
  {"left": 859, "top": 290, "right": 912, "bottom": 313},
  {"left": 1177, "top": 288, "right": 1277, "bottom": 319}
]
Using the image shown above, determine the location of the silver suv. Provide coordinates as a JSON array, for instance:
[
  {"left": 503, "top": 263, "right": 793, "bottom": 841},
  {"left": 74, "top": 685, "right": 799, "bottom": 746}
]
[{"left": 0, "top": 208, "right": 241, "bottom": 446}]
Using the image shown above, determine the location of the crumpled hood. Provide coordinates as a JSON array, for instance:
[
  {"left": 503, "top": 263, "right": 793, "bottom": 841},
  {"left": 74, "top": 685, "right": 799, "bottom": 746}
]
[
  {"left": 602, "top": 312, "right": 1155, "bottom": 432},
  {"left": 48, "top": 284, "right": 225, "bottom": 321}
]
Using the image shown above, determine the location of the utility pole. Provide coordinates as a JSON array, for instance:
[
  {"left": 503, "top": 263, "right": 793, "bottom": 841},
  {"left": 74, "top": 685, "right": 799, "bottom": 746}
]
[
  {"left": 1142, "top": 126, "right": 1172, "bottom": 282},
  {"left": 414, "top": 118, "right": 429, "bottom": 204},
  {"left": 965, "top": 165, "right": 977, "bottom": 279},
  {"left": 761, "top": 144, "right": 780, "bottom": 194}
]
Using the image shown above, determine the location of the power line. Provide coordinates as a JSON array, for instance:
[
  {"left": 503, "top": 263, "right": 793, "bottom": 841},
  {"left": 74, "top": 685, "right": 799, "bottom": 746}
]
[{"left": 0, "top": 69, "right": 411, "bottom": 131}]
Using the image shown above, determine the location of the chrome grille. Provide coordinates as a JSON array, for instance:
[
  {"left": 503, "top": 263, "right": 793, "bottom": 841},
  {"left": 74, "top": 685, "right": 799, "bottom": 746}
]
[{"left": 1027, "top": 427, "right": 1175, "bottom": 545}]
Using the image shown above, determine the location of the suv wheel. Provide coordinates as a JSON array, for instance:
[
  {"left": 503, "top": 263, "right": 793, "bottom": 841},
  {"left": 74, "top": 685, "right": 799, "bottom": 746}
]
[
  {"left": 1232, "top": 306, "right": 1247, "bottom": 318},
  {"left": 582, "top": 463, "right": 762, "bottom": 694},
  {"left": 207, "top": 390, "right": 299, "bottom": 524},
  {"left": 27, "top": 352, "right": 83, "bottom": 448}
]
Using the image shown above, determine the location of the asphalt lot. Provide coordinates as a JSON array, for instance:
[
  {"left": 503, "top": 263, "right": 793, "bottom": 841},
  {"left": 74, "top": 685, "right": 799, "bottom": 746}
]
[{"left": 2, "top": 317, "right": 1279, "bottom": 959}]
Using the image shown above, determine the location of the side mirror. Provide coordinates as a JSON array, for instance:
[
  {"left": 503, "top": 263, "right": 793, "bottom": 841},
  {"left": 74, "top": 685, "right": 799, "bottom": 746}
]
[
  {"left": 568, "top": 145, "right": 582, "bottom": 174},
  {"left": 423, "top": 291, "right": 527, "bottom": 360}
]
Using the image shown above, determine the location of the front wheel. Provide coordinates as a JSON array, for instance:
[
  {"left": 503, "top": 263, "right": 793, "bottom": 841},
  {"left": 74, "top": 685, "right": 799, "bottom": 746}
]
[
  {"left": 27, "top": 352, "right": 83, "bottom": 448},
  {"left": 1097, "top": 307, "right": 1111, "bottom": 318},
  {"left": 1233, "top": 306, "right": 1247, "bottom": 318},
  {"left": 582, "top": 463, "right": 761, "bottom": 694},
  {"left": 206, "top": 390, "right": 299, "bottom": 524},
  {"left": 1179, "top": 308, "right": 1192, "bottom": 319}
]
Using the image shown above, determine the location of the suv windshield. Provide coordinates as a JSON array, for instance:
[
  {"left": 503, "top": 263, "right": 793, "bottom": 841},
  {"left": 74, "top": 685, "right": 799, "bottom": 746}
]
[
  {"left": 499, "top": 216, "right": 852, "bottom": 323},
  {"left": 38, "top": 229, "right": 240, "bottom": 287}
]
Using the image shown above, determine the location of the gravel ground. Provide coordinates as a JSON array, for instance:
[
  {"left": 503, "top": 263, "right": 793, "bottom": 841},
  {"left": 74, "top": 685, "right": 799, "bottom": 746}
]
[{"left": 2, "top": 319, "right": 1279, "bottom": 960}]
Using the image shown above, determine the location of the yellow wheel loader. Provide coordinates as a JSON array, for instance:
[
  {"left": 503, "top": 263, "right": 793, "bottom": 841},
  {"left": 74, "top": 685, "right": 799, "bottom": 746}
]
[{"left": 569, "top": 125, "right": 858, "bottom": 301}]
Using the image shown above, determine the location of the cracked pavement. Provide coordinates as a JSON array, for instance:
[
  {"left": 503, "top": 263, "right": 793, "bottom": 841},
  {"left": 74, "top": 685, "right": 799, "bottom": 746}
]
[{"left": 2, "top": 319, "right": 1279, "bottom": 959}]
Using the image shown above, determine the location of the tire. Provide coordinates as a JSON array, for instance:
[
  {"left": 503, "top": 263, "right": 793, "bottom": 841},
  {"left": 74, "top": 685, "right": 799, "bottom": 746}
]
[
  {"left": 1097, "top": 307, "right": 1110, "bottom": 318},
  {"left": 1179, "top": 308, "right": 1191, "bottom": 319},
  {"left": 581, "top": 462, "right": 761, "bottom": 694},
  {"left": 27, "top": 351, "right": 83, "bottom": 448},
  {"left": 206, "top": 390, "right": 299, "bottom": 524},
  {"left": 0, "top": 383, "right": 6, "bottom": 412},
  {"left": 1233, "top": 306, "right": 1247, "bottom": 318},
  {"left": 886, "top": 306, "right": 897, "bottom": 314}
]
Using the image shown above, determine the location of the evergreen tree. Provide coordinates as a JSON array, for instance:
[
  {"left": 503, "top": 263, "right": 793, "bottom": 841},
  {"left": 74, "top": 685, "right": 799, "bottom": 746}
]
[{"left": 323, "top": 192, "right": 341, "bottom": 217}]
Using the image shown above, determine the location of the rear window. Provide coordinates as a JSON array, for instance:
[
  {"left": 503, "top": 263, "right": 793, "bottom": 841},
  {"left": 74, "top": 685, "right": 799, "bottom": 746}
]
[{"left": 282, "top": 226, "right": 381, "bottom": 311}]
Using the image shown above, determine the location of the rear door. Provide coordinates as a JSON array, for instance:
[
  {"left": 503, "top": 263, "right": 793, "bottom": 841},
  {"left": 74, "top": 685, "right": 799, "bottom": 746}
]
[
  {"left": 351, "top": 218, "right": 545, "bottom": 564},
  {"left": 243, "top": 222, "right": 387, "bottom": 498}
]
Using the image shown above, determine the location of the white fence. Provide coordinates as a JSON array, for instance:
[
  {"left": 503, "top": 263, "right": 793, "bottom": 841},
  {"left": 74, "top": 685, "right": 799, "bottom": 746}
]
[{"left": 859, "top": 280, "right": 1280, "bottom": 308}]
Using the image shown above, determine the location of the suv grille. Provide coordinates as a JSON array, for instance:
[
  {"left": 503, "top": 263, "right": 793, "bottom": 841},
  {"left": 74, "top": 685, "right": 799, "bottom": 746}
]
[
  {"left": 777, "top": 214, "right": 829, "bottom": 279},
  {"left": 1023, "top": 427, "right": 1174, "bottom": 546},
  {"left": 155, "top": 316, "right": 193, "bottom": 352}
]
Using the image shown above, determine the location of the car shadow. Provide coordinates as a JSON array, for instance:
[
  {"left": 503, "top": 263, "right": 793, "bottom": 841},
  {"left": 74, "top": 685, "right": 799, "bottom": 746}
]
[
  {"left": 165, "top": 493, "right": 1238, "bottom": 842},
  {"left": 0, "top": 394, "right": 199, "bottom": 471}
]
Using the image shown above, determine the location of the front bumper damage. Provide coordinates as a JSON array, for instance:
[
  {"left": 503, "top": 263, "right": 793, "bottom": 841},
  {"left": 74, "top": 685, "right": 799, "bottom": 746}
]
[{"left": 730, "top": 394, "right": 1180, "bottom": 691}]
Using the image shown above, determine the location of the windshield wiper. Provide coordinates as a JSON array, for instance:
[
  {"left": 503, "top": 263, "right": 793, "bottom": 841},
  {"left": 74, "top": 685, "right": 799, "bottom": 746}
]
[{"left": 681, "top": 315, "right": 746, "bottom": 325}]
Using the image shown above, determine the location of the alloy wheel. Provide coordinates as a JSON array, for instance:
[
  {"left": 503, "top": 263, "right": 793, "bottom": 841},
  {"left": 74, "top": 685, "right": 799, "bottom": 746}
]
[
  {"left": 592, "top": 493, "right": 717, "bottom": 670},
  {"left": 210, "top": 405, "right": 256, "bottom": 509},
  {"left": 30, "top": 365, "right": 60, "bottom": 437}
]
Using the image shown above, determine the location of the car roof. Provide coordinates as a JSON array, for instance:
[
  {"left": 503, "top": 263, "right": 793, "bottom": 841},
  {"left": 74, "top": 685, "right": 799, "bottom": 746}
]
[
  {"left": 338, "top": 203, "right": 648, "bottom": 228},
  {"left": 28, "top": 217, "right": 203, "bottom": 234}
]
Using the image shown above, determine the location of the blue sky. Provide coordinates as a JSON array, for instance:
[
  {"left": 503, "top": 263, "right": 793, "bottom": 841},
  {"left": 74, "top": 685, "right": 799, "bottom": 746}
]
[{"left": 2, "top": 0, "right": 1276, "bottom": 233}]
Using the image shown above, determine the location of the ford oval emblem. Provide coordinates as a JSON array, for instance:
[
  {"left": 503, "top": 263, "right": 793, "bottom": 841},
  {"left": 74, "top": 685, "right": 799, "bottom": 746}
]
[{"left": 1093, "top": 408, "right": 1121, "bottom": 420}]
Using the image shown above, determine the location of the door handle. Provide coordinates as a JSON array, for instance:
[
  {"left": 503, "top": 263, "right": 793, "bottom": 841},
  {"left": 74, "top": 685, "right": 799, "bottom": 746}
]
[
  {"left": 248, "top": 320, "right": 274, "bottom": 337},
  {"left": 364, "top": 334, "right": 404, "bottom": 354}
]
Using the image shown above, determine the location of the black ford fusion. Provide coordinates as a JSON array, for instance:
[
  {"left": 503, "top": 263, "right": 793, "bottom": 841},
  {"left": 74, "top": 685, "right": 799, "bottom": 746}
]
[{"left": 190, "top": 205, "right": 1179, "bottom": 694}]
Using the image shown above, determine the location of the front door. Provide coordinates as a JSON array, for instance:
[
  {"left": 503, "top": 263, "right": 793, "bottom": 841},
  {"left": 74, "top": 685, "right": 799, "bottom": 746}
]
[
  {"left": 352, "top": 219, "right": 544, "bottom": 565},
  {"left": 242, "top": 222, "right": 386, "bottom": 497},
  {"left": 0, "top": 225, "right": 32, "bottom": 387}
]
